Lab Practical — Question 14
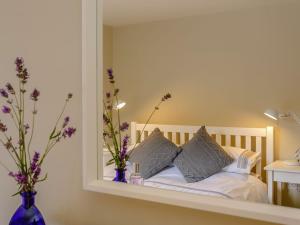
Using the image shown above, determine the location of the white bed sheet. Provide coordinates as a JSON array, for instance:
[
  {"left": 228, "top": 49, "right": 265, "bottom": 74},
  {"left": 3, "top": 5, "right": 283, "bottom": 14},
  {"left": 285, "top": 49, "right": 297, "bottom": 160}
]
[{"left": 104, "top": 164, "right": 269, "bottom": 203}]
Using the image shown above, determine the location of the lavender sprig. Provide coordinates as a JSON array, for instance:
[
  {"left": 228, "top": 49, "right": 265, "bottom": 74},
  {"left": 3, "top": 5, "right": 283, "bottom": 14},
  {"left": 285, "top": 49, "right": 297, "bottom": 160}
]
[
  {"left": 62, "top": 116, "right": 70, "bottom": 128},
  {"left": 30, "top": 89, "right": 40, "bottom": 101},
  {"left": 120, "top": 122, "right": 129, "bottom": 132},
  {"left": 0, "top": 121, "right": 7, "bottom": 132},
  {"left": 2, "top": 106, "right": 11, "bottom": 114},
  {"left": 131, "top": 93, "right": 172, "bottom": 149},
  {"left": 62, "top": 127, "right": 76, "bottom": 138},
  {"left": 6, "top": 83, "right": 15, "bottom": 95},
  {"left": 0, "top": 89, "right": 8, "bottom": 98},
  {"left": 0, "top": 57, "right": 76, "bottom": 194},
  {"left": 103, "top": 68, "right": 172, "bottom": 170},
  {"left": 120, "top": 135, "right": 129, "bottom": 162}
]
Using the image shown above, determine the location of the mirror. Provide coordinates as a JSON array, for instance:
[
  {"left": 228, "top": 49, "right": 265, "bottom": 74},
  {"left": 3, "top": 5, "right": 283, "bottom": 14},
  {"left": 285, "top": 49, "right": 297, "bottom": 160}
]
[{"left": 88, "top": 0, "right": 300, "bottom": 220}]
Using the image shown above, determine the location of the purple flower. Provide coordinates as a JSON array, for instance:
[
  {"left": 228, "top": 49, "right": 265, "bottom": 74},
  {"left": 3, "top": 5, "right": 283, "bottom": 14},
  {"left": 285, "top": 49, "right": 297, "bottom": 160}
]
[
  {"left": 120, "top": 122, "right": 129, "bottom": 132},
  {"left": 5, "top": 139, "right": 13, "bottom": 150},
  {"left": 0, "top": 121, "right": 7, "bottom": 132},
  {"left": 15, "top": 57, "right": 24, "bottom": 73},
  {"left": 33, "top": 152, "right": 40, "bottom": 163},
  {"left": 30, "top": 152, "right": 40, "bottom": 172},
  {"left": 30, "top": 163, "right": 37, "bottom": 172},
  {"left": 63, "top": 116, "right": 70, "bottom": 128},
  {"left": 162, "top": 93, "right": 172, "bottom": 101},
  {"left": 17, "top": 68, "right": 30, "bottom": 83},
  {"left": 33, "top": 166, "right": 41, "bottom": 182},
  {"left": 107, "top": 68, "right": 115, "bottom": 84},
  {"left": 22, "top": 68, "right": 29, "bottom": 80},
  {"left": 15, "top": 57, "right": 24, "bottom": 67},
  {"left": 120, "top": 135, "right": 130, "bottom": 160},
  {"left": 8, "top": 171, "right": 14, "bottom": 177},
  {"left": 10, "top": 171, "right": 28, "bottom": 185},
  {"left": 63, "top": 127, "right": 76, "bottom": 138},
  {"left": 103, "top": 114, "right": 110, "bottom": 125},
  {"left": 107, "top": 68, "right": 113, "bottom": 77},
  {"left": 5, "top": 83, "right": 15, "bottom": 95},
  {"left": 30, "top": 89, "right": 40, "bottom": 101},
  {"left": 0, "top": 89, "right": 8, "bottom": 98},
  {"left": 15, "top": 57, "right": 29, "bottom": 83},
  {"left": 2, "top": 105, "right": 11, "bottom": 114},
  {"left": 24, "top": 124, "right": 30, "bottom": 134},
  {"left": 113, "top": 89, "right": 119, "bottom": 96}
]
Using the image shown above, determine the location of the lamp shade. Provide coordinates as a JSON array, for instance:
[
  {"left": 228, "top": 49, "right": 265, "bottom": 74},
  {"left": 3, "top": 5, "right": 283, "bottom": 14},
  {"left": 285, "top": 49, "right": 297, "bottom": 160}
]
[{"left": 264, "top": 109, "right": 279, "bottom": 121}]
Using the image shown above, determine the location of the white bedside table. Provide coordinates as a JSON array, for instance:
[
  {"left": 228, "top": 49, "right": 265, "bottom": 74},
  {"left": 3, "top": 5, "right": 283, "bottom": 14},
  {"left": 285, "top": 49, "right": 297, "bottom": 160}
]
[{"left": 264, "top": 160, "right": 300, "bottom": 205}]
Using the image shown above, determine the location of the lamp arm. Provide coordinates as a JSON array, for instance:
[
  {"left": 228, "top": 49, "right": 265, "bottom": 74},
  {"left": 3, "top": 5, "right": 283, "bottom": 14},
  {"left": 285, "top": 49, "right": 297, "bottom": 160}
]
[
  {"left": 282, "top": 112, "right": 300, "bottom": 124},
  {"left": 290, "top": 112, "right": 300, "bottom": 124}
]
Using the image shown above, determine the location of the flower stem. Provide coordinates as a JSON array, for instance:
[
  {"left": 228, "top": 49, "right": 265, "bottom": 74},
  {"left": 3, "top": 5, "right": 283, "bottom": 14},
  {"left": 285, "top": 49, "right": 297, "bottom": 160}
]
[
  {"left": 39, "top": 98, "right": 69, "bottom": 166},
  {"left": 27, "top": 102, "right": 37, "bottom": 161},
  {"left": 115, "top": 95, "right": 122, "bottom": 154},
  {"left": 21, "top": 82, "right": 28, "bottom": 174},
  {"left": 131, "top": 100, "right": 163, "bottom": 151}
]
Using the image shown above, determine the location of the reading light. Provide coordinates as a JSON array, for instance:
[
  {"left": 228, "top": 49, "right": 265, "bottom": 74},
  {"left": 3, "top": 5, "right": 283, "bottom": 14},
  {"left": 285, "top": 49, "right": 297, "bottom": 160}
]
[
  {"left": 264, "top": 109, "right": 300, "bottom": 124},
  {"left": 114, "top": 100, "right": 126, "bottom": 110}
]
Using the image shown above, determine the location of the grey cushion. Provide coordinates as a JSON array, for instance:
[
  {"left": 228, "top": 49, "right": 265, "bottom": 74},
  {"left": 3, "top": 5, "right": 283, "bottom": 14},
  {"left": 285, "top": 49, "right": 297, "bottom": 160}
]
[
  {"left": 174, "top": 126, "right": 234, "bottom": 183},
  {"left": 129, "top": 128, "right": 180, "bottom": 179}
]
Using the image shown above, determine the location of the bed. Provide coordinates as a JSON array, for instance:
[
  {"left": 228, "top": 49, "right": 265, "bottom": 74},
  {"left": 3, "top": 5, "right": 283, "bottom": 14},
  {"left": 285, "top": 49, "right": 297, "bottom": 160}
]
[{"left": 104, "top": 122, "right": 274, "bottom": 204}]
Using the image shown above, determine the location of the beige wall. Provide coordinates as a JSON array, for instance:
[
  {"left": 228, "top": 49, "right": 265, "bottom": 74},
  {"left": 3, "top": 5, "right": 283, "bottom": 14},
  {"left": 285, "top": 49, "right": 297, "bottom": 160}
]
[
  {"left": 110, "top": 2, "right": 300, "bottom": 207},
  {"left": 0, "top": 1, "right": 279, "bottom": 225}
]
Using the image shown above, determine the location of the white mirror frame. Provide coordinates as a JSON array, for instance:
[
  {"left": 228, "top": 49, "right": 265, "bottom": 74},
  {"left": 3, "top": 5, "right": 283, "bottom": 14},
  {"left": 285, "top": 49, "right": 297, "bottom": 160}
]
[{"left": 82, "top": 0, "right": 300, "bottom": 224}]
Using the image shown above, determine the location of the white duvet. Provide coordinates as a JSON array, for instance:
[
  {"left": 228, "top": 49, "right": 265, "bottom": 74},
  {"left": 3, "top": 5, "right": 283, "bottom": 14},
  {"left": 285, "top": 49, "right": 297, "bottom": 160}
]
[{"left": 104, "top": 164, "right": 269, "bottom": 203}]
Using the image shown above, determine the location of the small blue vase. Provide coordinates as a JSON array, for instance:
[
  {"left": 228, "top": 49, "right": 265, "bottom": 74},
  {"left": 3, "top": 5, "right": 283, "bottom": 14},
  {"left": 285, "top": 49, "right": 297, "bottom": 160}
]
[
  {"left": 113, "top": 168, "right": 127, "bottom": 183},
  {"left": 9, "top": 191, "right": 46, "bottom": 225}
]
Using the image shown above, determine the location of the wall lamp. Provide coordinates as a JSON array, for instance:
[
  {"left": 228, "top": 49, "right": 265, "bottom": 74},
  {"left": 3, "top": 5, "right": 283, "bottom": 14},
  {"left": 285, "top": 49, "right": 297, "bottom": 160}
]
[{"left": 264, "top": 109, "right": 300, "bottom": 124}]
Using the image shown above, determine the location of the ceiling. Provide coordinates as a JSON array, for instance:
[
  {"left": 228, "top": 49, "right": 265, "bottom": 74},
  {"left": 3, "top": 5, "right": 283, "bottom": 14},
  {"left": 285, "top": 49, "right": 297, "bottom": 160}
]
[{"left": 103, "top": 0, "right": 294, "bottom": 26}]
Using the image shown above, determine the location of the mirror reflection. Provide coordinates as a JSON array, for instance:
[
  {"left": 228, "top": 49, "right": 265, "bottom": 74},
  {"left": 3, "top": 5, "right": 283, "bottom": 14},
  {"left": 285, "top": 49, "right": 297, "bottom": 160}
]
[{"left": 102, "top": 0, "right": 300, "bottom": 209}]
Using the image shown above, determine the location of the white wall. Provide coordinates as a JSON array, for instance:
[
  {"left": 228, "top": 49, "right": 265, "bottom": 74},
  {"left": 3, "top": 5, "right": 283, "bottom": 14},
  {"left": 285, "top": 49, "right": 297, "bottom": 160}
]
[{"left": 0, "top": 1, "right": 280, "bottom": 224}]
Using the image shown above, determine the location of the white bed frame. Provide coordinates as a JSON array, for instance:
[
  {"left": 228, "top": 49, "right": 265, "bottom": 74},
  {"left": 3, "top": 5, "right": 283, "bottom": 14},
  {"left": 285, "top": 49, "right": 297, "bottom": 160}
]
[{"left": 131, "top": 122, "right": 274, "bottom": 179}]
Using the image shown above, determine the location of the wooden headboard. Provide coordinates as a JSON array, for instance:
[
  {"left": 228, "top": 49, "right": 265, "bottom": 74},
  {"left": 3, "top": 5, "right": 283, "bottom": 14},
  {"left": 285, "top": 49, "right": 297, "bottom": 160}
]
[{"left": 131, "top": 122, "right": 274, "bottom": 179}]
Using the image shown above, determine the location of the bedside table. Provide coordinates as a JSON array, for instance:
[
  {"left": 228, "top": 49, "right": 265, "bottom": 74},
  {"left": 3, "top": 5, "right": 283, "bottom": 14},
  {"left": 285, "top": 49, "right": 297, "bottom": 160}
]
[{"left": 264, "top": 160, "right": 300, "bottom": 205}]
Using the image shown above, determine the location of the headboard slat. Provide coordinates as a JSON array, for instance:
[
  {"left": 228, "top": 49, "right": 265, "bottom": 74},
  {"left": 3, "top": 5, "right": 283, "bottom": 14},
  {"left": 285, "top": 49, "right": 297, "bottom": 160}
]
[
  {"left": 172, "top": 132, "right": 177, "bottom": 143},
  {"left": 226, "top": 135, "right": 231, "bottom": 146},
  {"left": 235, "top": 135, "right": 241, "bottom": 148},
  {"left": 256, "top": 137, "right": 262, "bottom": 173},
  {"left": 180, "top": 133, "right": 185, "bottom": 145},
  {"left": 246, "top": 136, "right": 251, "bottom": 150},
  {"left": 216, "top": 134, "right": 222, "bottom": 145}
]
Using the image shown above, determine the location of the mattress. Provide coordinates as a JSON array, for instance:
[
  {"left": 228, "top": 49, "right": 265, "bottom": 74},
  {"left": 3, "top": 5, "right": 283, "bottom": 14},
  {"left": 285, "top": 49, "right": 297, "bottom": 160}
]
[{"left": 104, "top": 164, "right": 269, "bottom": 203}]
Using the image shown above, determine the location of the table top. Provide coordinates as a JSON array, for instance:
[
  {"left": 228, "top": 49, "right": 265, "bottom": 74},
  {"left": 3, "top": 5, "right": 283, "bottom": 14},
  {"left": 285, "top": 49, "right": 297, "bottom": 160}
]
[{"left": 264, "top": 160, "right": 300, "bottom": 173}]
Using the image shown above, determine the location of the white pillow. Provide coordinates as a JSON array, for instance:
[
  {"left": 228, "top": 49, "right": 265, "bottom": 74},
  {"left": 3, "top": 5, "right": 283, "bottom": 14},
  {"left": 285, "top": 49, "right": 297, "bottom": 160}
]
[{"left": 222, "top": 146, "right": 261, "bottom": 174}]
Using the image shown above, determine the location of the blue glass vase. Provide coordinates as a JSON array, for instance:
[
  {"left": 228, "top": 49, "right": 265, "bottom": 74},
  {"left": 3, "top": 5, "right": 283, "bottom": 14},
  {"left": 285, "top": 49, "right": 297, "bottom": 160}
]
[
  {"left": 9, "top": 191, "right": 46, "bottom": 225},
  {"left": 113, "top": 168, "right": 127, "bottom": 183}
]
